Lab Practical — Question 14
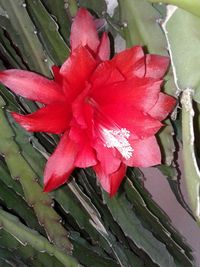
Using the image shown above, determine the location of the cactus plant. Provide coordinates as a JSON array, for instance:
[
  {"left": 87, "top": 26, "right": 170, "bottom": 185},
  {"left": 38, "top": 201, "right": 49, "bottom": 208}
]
[{"left": 0, "top": 0, "right": 199, "bottom": 266}]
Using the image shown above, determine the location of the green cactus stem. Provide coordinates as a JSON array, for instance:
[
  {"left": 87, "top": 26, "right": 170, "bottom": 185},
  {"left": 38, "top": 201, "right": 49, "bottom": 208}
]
[
  {"left": 181, "top": 88, "right": 200, "bottom": 224},
  {"left": 0, "top": 208, "right": 81, "bottom": 267},
  {"left": 0, "top": 0, "right": 52, "bottom": 75},
  {"left": 148, "top": 0, "right": 200, "bottom": 18},
  {"left": 26, "top": 0, "right": 70, "bottom": 65},
  {"left": 65, "top": 0, "right": 78, "bottom": 17},
  {"left": 0, "top": 96, "right": 73, "bottom": 253}
]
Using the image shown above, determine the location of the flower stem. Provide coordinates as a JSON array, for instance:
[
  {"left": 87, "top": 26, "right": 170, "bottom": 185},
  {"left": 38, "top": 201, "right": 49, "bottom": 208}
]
[
  {"left": 148, "top": 0, "right": 200, "bottom": 18},
  {"left": 0, "top": 208, "right": 81, "bottom": 267},
  {"left": 65, "top": 0, "right": 78, "bottom": 17},
  {"left": 181, "top": 88, "right": 200, "bottom": 225}
]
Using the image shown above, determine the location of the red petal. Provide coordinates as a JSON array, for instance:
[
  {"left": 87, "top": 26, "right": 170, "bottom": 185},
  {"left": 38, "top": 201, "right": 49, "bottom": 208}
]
[
  {"left": 91, "top": 61, "right": 125, "bottom": 88},
  {"left": 93, "top": 163, "right": 110, "bottom": 192},
  {"left": 93, "top": 79, "right": 162, "bottom": 113},
  {"left": 109, "top": 163, "right": 127, "bottom": 197},
  {"left": 111, "top": 46, "right": 145, "bottom": 78},
  {"left": 145, "top": 55, "right": 169, "bottom": 79},
  {"left": 70, "top": 8, "right": 100, "bottom": 53},
  {"left": 97, "top": 32, "right": 110, "bottom": 61},
  {"left": 93, "top": 163, "right": 126, "bottom": 196},
  {"left": 75, "top": 146, "right": 97, "bottom": 168},
  {"left": 11, "top": 103, "right": 71, "bottom": 134},
  {"left": 44, "top": 133, "right": 77, "bottom": 192},
  {"left": 148, "top": 92, "right": 176, "bottom": 120},
  {"left": 69, "top": 126, "right": 97, "bottom": 168},
  {"left": 124, "top": 136, "right": 161, "bottom": 167},
  {"left": 94, "top": 141, "right": 121, "bottom": 174},
  {"left": 71, "top": 85, "right": 93, "bottom": 128},
  {"left": 60, "top": 46, "right": 97, "bottom": 100},
  {"left": 0, "top": 70, "right": 64, "bottom": 104},
  {"left": 100, "top": 104, "right": 162, "bottom": 139}
]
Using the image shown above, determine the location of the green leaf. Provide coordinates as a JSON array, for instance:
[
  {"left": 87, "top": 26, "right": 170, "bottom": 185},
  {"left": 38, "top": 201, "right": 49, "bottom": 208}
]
[
  {"left": 41, "top": 0, "right": 71, "bottom": 41},
  {"left": 124, "top": 177, "right": 194, "bottom": 266},
  {"left": 0, "top": 158, "right": 24, "bottom": 197},
  {"left": 158, "top": 120, "right": 175, "bottom": 165},
  {"left": 0, "top": 179, "right": 44, "bottom": 233},
  {"left": 127, "top": 168, "right": 192, "bottom": 264},
  {"left": 157, "top": 164, "right": 194, "bottom": 219},
  {"left": 0, "top": 28, "right": 23, "bottom": 69},
  {"left": 67, "top": 0, "right": 78, "bottom": 17},
  {"left": 79, "top": 0, "right": 107, "bottom": 16},
  {"left": 118, "top": 0, "right": 167, "bottom": 54},
  {"left": 0, "top": 209, "right": 80, "bottom": 267},
  {"left": 117, "top": 0, "right": 177, "bottom": 97},
  {"left": 26, "top": 0, "right": 70, "bottom": 65},
  {"left": 0, "top": 96, "right": 72, "bottom": 253},
  {"left": 70, "top": 232, "right": 120, "bottom": 267},
  {"left": 0, "top": 247, "right": 27, "bottom": 267},
  {"left": 181, "top": 89, "right": 200, "bottom": 223},
  {"left": 148, "top": 0, "right": 200, "bottom": 18},
  {"left": 162, "top": 6, "right": 200, "bottom": 101},
  {"left": 0, "top": 230, "right": 65, "bottom": 267},
  {"left": 65, "top": 172, "right": 143, "bottom": 267},
  {"left": 0, "top": 0, "right": 52, "bottom": 75},
  {"left": 8, "top": 114, "right": 46, "bottom": 179},
  {"left": 103, "top": 191, "right": 178, "bottom": 267}
]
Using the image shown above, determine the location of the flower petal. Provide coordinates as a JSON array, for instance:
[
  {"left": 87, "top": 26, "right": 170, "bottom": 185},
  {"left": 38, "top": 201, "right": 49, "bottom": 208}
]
[
  {"left": 70, "top": 8, "right": 100, "bottom": 53},
  {"left": 60, "top": 46, "right": 97, "bottom": 100},
  {"left": 93, "top": 79, "right": 163, "bottom": 113},
  {"left": 100, "top": 104, "right": 162, "bottom": 139},
  {"left": 11, "top": 103, "right": 71, "bottom": 134},
  {"left": 124, "top": 136, "right": 161, "bottom": 167},
  {"left": 94, "top": 140, "right": 121, "bottom": 174},
  {"left": 97, "top": 32, "right": 110, "bottom": 61},
  {"left": 93, "top": 163, "right": 126, "bottom": 196},
  {"left": 109, "top": 163, "right": 126, "bottom": 197},
  {"left": 91, "top": 61, "right": 125, "bottom": 88},
  {"left": 0, "top": 70, "right": 64, "bottom": 104},
  {"left": 71, "top": 85, "right": 93, "bottom": 128},
  {"left": 69, "top": 126, "right": 97, "bottom": 168},
  {"left": 145, "top": 55, "right": 169, "bottom": 79},
  {"left": 44, "top": 133, "right": 77, "bottom": 192},
  {"left": 111, "top": 46, "right": 145, "bottom": 78},
  {"left": 148, "top": 92, "right": 176, "bottom": 120},
  {"left": 75, "top": 146, "right": 97, "bottom": 168}
]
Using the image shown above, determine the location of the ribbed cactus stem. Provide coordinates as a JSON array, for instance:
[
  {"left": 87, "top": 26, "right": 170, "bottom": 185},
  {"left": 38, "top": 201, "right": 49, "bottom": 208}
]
[
  {"left": 0, "top": 95, "right": 73, "bottom": 253},
  {"left": 65, "top": 0, "right": 78, "bottom": 17},
  {"left": 0, "top": 0, "right": 51, "bottom": 75},
  {"left": 148, "top": 0, "right": 200, "bottom": 18},
  {"left": 0, "top": 208, "right": 81, "bottom": 267},
  {"left": 181, "top": 88, "right": 200, "bottom": 224}
]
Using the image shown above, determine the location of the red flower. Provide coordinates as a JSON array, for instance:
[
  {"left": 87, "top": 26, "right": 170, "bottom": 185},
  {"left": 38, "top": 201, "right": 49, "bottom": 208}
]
[{"left": 0, "top": 8, "right": 176, "bottom": 196}]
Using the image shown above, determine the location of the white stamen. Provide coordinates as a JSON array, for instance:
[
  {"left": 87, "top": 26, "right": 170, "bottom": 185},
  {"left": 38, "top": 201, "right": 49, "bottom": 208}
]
[{"left": 101, "top": 127, "right": 133, "bottom": 160}]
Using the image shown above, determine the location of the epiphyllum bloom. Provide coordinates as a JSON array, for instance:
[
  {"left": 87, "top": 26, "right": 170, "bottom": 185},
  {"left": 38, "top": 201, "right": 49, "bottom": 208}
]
[{"left": 0, "top": 8, "right": 176, "bottom": 196}]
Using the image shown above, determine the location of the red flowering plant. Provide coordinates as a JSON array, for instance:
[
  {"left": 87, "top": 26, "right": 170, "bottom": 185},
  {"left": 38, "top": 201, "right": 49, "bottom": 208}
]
[{"left": 0, "top": 8, "right": 175, "bottom": 196}]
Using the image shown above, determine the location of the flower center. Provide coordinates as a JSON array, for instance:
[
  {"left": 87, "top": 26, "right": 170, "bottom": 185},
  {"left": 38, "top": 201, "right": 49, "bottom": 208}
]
[
  {"left": 86, "top": 96, "right": 134, "bottom": 159},
  {"left": 101, "top": 127, "right": 134, "bottom": 160}
]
